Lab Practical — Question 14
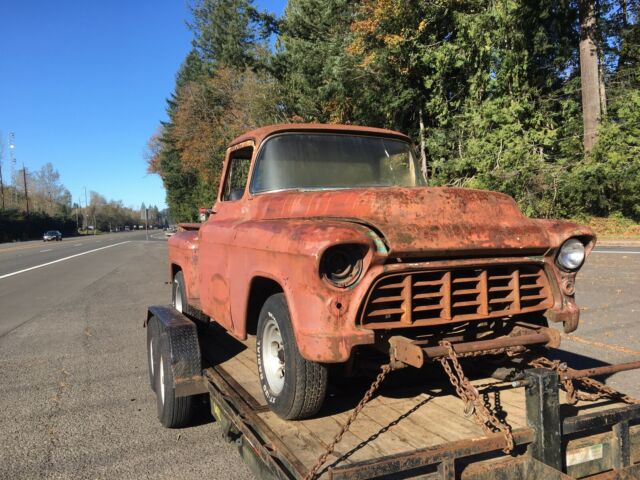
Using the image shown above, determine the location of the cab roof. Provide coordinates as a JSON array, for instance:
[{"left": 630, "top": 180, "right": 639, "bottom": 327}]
[{"left": 228, "top": 123, "right": 411, "bottom": 149}]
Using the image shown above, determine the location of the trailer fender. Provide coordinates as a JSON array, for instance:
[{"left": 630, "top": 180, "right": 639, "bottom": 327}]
[{"left": 145, "top": 305, "right": 207, "bottom": 397}]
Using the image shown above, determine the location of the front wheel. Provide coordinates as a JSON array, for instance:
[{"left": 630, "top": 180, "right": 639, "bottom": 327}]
[{"left": 256, "top": 293, "right": 328, "bottom": 420}]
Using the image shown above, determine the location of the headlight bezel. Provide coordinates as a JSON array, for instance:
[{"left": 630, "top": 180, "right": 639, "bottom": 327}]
[
  {"left": 556, "top": 238, "right": 586, "bottom": 272},
  {"left": 320, "top": 244, "right": 367, "bottom": 288}
]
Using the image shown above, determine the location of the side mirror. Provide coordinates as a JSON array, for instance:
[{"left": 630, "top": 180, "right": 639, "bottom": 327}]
[{"left": 198, "top": 207, "right": 214, "bottom": 222}]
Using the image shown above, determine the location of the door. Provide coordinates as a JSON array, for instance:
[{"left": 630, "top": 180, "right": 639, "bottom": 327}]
[{"left": 198, "top": 143, "right": 253, "bottom": 332}]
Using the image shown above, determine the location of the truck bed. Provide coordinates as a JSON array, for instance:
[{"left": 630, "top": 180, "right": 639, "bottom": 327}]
[{"left": 199, "top": 325, "right": 639, "bottom": 478}]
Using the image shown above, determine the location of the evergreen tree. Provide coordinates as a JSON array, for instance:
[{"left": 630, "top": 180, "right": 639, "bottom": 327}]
[
  {"left": 190, "top": 0, "right": 258, "bottom": 69},
  {"left": 148, "top": 0, "right": 640, "bottom": 222}
]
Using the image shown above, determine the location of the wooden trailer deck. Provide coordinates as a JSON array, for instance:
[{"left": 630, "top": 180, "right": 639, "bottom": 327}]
[{"left": 200, "top": 325, "right": 640, "bottom": 478}]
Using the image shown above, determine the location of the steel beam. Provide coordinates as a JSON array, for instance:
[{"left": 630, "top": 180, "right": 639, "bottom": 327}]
[
  {"left": 525, "top": 368, "right": 562, "bottom": 471},
  {"left": 563, "top": 404, "right": 640, "bottom": 435}
]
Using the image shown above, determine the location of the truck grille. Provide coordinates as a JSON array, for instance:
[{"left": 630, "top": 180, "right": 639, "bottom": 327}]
[{"left": 361, "top": 264, "right": 553, "bottom": 329}]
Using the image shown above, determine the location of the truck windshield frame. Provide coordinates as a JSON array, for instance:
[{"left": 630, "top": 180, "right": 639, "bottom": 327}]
[{"left": 249, "top": 132, "right": 426, "bottom": 194}]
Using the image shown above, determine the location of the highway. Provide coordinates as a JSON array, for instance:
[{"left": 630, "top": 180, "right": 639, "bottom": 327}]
[
  {"left": 0, "top": 235, "right": 638, "bottom": 479},
  {"left": 0, "top": 232, "right": 253, "bottom": 480},
  {"left": 556, "top": 244, "right": 640, "bottom": 395}
]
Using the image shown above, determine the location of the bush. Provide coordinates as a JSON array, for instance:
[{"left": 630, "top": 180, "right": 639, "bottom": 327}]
[{"left": 0, "top": 210, "right": 77, "bottom": 243}]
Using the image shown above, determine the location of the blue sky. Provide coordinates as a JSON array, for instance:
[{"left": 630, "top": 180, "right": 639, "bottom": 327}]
[{"left": 0, "top": 0, "right": 286, "bottom": 210}]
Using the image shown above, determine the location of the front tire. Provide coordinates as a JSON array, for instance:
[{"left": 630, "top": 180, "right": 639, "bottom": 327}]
[{"left": 256, "top": 293, "right": 328, "bottom": 420}]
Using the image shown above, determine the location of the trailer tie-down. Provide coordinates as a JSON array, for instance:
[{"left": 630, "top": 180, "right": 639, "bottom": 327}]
[
  {"left": 305, "top": 341, "right": 520, "bottom": 479},
  {"left": 437, "top": 340, "right": 515, "bottom": 454},
  {"left": 529, "top": 356, "right": 640, "bottom": 406},
  {"left": 303, "top": 364, "right": 393, "bottom": 480},
  {"left": 304, "top": 334, "right": 640, "bottom": 479}
]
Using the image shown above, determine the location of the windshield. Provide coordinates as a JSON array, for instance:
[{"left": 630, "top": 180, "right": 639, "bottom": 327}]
[
  {"left": 250, "top": 133, "right": 425, "bottom": 193},
  {"left": 46, "top": 231, "right": 57, "bottom": 235}
]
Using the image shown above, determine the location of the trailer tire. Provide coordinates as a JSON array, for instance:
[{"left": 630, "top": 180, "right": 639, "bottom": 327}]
[
  {"left": 256, "top": 293, "right": 328, "bottom": 420},
  {"left": 155, "top": 332, "right": 194, "bottom": 428},
  {"left": 147, "top": 315, "right": 160, "bottom": 392},
  {"left": 172, "top": 271, "right": 187, "bottom": 314}
]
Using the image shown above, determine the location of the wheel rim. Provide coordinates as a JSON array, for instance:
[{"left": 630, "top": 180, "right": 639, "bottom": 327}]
[
  {"left": 149, "top": 339, "right": 154, "bottom": 377},
  {"left": 159, "top": 356, "right": 165, "bottom": 404},
  {"left": 262, "top": 316, "right": 285, "bottom": 395},
  {"left": 173, "top": 280, "right": 183, "bottom": 313}
]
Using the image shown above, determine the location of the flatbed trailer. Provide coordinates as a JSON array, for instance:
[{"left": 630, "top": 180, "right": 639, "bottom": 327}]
[{"left": 145, "top": 305, "right": 640, "bottom": 479}]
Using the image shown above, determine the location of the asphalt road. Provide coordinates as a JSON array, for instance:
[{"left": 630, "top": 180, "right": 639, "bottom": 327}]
[
  {"left": 0, "top": 237, "right": 638, "bottom": 479},
  {"left": 0, "top": 232, "right": 253, "bottom": 480},
  {"left": 552, "top": 244, "right": 640, "bottom": 397}
]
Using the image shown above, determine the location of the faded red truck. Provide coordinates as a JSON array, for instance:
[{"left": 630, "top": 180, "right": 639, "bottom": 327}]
[{"left": 167, "top": 123, "right": 595, "bottom": 420}]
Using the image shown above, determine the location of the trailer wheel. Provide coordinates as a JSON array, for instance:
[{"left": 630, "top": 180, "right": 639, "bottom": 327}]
[
  {"left": 147, "top": 315, "right": 160, "bottom": 392},
  {"left": 256, "top": 293, "right": 328, "bottom": 420},
  {"left": 155, "top": 332, "right": 195, "bottom": 428},
  {"left": 172, "top": 271, "right": 187, "bottom": 314}
]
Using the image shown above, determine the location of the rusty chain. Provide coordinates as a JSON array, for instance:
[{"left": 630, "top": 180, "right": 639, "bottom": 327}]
[
  {"left": 303, "top": 364, "right": 392, "bottom": 480},
  {"left": 451, "top": 345, "right": 525, "bottom": 358},
  {"left": 529, "top": 356, "right": 640, "bottom": 405},
  {"left": 303, "top": 345, "right": 638, "bottom": 479},
  {"left": 438, "top": 340, "right": 515, "bottom": 453},
  {"left": 305, "top": 344, "right": 520, "bottom": 479}
]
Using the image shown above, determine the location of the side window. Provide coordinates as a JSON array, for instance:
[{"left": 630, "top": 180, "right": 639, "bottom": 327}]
[{"left": 221, "top": 146, "right": 253, "bottom": 201}]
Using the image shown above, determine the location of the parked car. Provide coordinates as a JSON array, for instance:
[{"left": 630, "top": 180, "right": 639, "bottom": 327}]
[
  {"left": 43, "top": 230, "right": 62, "bottom": 242},
  {"left": 166, "top": 123, "right": 595, "bottom": 420}
]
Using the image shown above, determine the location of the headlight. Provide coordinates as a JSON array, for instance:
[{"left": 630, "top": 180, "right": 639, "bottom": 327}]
[
  {"left": 556, "top": 238, "right": 586, "bottom": 271},
  {"left": 320, "top": 245, "right": 365, "bottom": 288}
]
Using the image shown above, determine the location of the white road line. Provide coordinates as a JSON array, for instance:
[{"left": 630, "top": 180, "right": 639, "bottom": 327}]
[
  {"left": 74, "top": 243, "right": 82, "bottom": 246},
  {"left": 40, "top": 249, "right": 52, "bottom": 253},
  {"left": 0, "top": 241, "right": 131, "bottom": 280},
  {"left": 593, "top": 250, "right": 640, "bottom": 254}
]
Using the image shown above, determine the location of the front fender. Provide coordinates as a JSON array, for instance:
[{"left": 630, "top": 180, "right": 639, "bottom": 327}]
[
  {"left": 532, "top": 219, "right": 596, "bottom": 254},
  {"left": 533, "top": 219, "right": 596, "bottom": 333},
  {"left": 231, "top": 218, "right": 382, "bottom": 257},
  {"left": 228, "top": 219, "right": 381, "bottom": 362}
]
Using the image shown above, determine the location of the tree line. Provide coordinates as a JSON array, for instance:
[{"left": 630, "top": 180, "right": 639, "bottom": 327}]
[
  {"left": 148, "top": 0, "right": 640, "bottom": 222},
  {"left": 0, "top": 147, "right": 163, "bottom": 241}
]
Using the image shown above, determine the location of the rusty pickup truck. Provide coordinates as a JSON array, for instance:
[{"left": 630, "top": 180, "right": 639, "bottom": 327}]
[{"left": 166, "top": 123, "right": 595, "bottom": 420}]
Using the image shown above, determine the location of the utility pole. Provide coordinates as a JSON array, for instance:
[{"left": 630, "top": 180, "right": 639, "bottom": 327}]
[
  {"left": 84, "top": 186, "right": 88, "bottom": 233},
  {"left": 22, "top": 163, "right": 29, "bottom": 216},
  {"left": 9, "top": 132, "right": 16, "bottom": 207},
  {"left": 0, "top": 155, "right": 4, "bottom": 210},
  {"left": 145, "top": 207, "right": 149, "bottom": 241},
  {"left": 579, "top": 0, "right": 601, "bottom": 154}
]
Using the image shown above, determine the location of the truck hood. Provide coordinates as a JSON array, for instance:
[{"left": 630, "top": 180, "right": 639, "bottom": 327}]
[{"left": 251, "top": 187, "right": 552, "bottom": 257}]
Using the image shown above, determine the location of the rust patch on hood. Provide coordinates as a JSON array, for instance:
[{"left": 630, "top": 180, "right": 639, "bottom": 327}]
[{"left": 249, "top": 187, "right": 551, "bottom": 256}]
